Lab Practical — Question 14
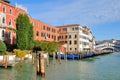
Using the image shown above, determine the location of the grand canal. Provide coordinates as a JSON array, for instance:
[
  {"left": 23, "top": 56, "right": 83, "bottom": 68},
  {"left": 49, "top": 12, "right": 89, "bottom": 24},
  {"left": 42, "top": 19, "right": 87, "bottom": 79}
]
[{"left": 0, "top": 52, "right": 120, "bottom": 80}]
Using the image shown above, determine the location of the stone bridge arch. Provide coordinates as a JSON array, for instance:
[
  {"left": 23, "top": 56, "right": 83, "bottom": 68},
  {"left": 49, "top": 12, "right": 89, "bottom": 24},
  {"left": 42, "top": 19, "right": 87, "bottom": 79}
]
[{"left": 100, "top": 46, "right": 114, "bottom": 50}]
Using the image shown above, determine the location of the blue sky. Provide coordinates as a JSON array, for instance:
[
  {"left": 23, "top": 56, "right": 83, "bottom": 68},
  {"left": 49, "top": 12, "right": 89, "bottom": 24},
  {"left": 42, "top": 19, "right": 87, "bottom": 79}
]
[{"left": 10, "top": 0, "right": 120, "bottom": 40}]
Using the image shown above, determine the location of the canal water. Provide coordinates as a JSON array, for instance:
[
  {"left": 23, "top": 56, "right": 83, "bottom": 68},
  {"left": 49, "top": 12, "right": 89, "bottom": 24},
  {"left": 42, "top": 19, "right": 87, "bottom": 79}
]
[{"left": 0, "top": 52, "right": 120, "bottom": 80}]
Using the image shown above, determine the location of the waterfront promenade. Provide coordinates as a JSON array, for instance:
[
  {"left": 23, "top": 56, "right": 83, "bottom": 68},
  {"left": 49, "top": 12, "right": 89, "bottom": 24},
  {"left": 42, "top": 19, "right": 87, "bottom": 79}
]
[{"left": 0, "top": 52, "right": 120, "bottom": 80}]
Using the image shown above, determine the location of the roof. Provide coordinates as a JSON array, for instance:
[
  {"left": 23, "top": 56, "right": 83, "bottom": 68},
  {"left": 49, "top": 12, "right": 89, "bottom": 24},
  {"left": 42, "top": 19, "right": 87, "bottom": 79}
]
[
  {"left": 1, "top": 0, "right": 10, "bottom": 3},
  {"left": 56, "top": 24, "right": 80, "bottom": 28}
]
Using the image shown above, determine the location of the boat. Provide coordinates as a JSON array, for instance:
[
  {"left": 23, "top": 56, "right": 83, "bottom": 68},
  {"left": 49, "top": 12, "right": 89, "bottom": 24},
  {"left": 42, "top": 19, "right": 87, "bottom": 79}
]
[
  {"left": 50, "top": 52, "right": 94, "bottom": 59},
  {"left": 55, "top": 54, "right": 80, "bottom": 60},
  {"left": 82, "top": 52, "right": 94, "bottom": 58}
]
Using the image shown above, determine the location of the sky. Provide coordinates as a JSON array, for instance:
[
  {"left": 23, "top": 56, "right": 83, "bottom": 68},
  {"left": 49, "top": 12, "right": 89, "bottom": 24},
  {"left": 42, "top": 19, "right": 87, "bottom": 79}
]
[{"left": 10, "top": 0, "right": 120, "bottom": 40}]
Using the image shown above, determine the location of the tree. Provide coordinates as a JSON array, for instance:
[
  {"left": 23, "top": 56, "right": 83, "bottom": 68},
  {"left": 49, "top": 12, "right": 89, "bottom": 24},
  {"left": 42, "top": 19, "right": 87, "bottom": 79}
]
[
  {"left": 34, "top": 40, "right": 42, "bottom": 51},
  {"left": 47, "top": 42, "right": 58, "bottom": 54},
  {"left": 0, "top": 40, "right": 7, "bottom": 54},
  {"left": 16, "top": 14, "right": 34, "bottom": 50},
  {"left": 34, "top": 40, "right": 58, "bottom": 54},
  {"left": 28, "top": 24, "right": 34, "bottom": 50}
]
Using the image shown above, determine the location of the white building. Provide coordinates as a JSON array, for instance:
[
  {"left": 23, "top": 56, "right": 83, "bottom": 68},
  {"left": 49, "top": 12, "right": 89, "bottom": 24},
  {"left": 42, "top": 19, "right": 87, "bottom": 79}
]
[{"left": 57, "top": 24, "right": 95, "bottom": 53}]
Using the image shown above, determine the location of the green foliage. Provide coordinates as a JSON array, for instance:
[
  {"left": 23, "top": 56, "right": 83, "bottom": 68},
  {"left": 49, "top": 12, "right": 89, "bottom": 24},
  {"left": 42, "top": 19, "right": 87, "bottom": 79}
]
[
  {"left": 16, "top": 14, "right": 34, "bottom": 50},
  {"left": 28, "top": 24, "right": 34, "bottom": 50},
  {"left": 48, "top": 42, "right": 58, "bottom": 53},
  {"left": 34, "top": 40, "right": 42, "bottom": 51},
  {"left": 0, "top": 40, "right": 7, "bottom": 53},
  {"left": 13, "top": 49, "right": 26, "bottom": 58},
  {"left": 34, "top": 40, "right": 58, "bottom": 54}
]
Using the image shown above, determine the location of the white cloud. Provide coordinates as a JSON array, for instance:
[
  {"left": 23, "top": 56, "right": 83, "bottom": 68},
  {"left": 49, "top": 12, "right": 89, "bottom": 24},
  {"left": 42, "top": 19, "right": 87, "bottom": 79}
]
[{"left": 23, "top": 0, "right": 120, "bottom": 26}]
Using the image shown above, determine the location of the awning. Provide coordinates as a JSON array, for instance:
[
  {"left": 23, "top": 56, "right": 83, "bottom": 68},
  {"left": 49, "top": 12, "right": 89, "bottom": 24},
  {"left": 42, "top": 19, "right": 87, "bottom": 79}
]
[{"left": 83, "top": 48, "right": 90, "bottom": 50}]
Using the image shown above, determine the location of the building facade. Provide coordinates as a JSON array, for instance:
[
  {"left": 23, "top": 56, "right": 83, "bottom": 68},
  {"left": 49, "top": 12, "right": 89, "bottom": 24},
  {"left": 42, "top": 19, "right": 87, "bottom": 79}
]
[
  {"left": 0, "top": 0, "right": 59, "bottom": 44},
  {"left": 30, "top": 18, "right": 59, "bottom": 42},
  {"left": 0, "top": 0, "right": 27, "bottom": 44},
  {"left": 0, "top": 0, "right": 95, "bottom": 53},
  {"left": 57, "top": 24, "right": 95, "bottom": 53}
]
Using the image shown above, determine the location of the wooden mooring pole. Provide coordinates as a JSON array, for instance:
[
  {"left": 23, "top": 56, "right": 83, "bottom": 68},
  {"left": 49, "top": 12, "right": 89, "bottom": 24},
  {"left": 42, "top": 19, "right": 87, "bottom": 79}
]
[
  {"left": 46, "top": 53, "right": 49, "bottom": 67},
  {"left": 58, "top": 53, "right": 61, "bottom": 64},
  {"left": 37, "top": 53, "right": 41, "bottom": 75},
  {"left": 36, "top": 52, "right": 45, "bottom": 77},
  {"left": 40, "top": 54, "right": 45, "bottom": 77},
  {"left": 3, "top": 55, "right": 8, "bottom": 69}
]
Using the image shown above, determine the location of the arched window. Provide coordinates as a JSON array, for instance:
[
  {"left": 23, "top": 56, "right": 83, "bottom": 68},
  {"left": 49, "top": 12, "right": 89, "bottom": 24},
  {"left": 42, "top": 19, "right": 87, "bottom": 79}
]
[
  {"left": 36, "top": 31, "right": 39, "bottom": 36},
  {"left": 9, "top": 9, "right": 12, "bottom": 14},
  {"left": 8, "top": 32, "right": 11, "bottom": 38},
  {"left": 2, "top": 30, "right": 4, "bottom": 37},
  {"left": 2, "top": 7, "right": 6, "bottom": 13},
  {"left": 9, "top": 19, "right": 12, "bottom": 25},
  {"left": 2, "top": 17, "right": 5, "bottom": 24}
]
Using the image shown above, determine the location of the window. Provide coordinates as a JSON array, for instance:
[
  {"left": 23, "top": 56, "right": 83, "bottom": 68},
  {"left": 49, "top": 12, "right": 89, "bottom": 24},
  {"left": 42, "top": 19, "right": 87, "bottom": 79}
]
[
  {"left": 70, "top": 48, "right": 72, "bottom": 51},
  {"left": 69, "top": 40, "right": 72, "bottom": 45},
  {"left": 9, "top": 9, "right": 12, "bottom": 14},
  {"left": 59, "top": 36, "right": 61, "bottom": 39},
  {"left": 75, "top": 27, "right": 79, "bottom": 30},
  {"left": 75, "top": 34, "right": 77, "bottom": 38},
  {"left": 8, "top": 32, "right": 11, "bottom": 38},
  {"left": 9, "top": 19, "right": 12, "bottom": 25},
  {"left": 65, "top": 41, "right": 67, "bottom": 43},
  {"left": 48, "top": 34, "right": 50, "bottom": 38},
  {"left": 62, "top": 36, "right": 64, "bottom": 39},
  {"left": 54, "top": 36, "right": 56, "bottom": 40},
  {"left": 69, "top": 35, "right": 71, "bottom": 38},
  {"left": 63, "top": 28, "right": 67, "bottom": 31},
  {"left": 74, "top": 40, "right": 77, "bottom": 44},
  {"left": 83, "top": 42, "right": 87, "bottom": 45},
  {"left": 2, "top": 17, "right": 5, "bottom": 24},
  {"left": 48, "top": 28, "right": 50, "bottom": 31},
  {"left": 52, "top": 29, "right": 56, "bottom": 33},
  {"left": 41, "top": 32, "right": 46, "bottom": 37},
  {"left": 58, "top": 37, "right": 59, "bottom": 41},
  {"left": 2, "top": 7, "right": 6, "bottom": 13},
  {"left": 52, "top": 28, "right": 54, "bottom": 32},
  {"left": 47, "top": 27, "right": 49, "bottom": 31},
  {"left": 41, "top": 32, "right": 43, "bottom": 37},
  {"left": 72, "top": 27, "right": 74, "bottom": 31},
  {"left": 2, "top": 30, "right": 4, "bottom": 37},
  {"left": 75, "top": 48, "right": 77, "bottom": 51},
  {"left": 65, "top": 35, "right": 67, "bottom": 38},
  {"left": 52, "top": 35, "right": 54, "bottom": 39},
  {"left": 43, "top": 26, "right": 45, "bottom": 30},
  {"left": 36, "top": 31, "right": 39, "bottom": 36}
]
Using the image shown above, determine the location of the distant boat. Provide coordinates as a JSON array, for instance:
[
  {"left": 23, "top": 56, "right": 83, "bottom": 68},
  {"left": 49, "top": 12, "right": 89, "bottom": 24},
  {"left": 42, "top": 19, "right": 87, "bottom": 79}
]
[
  {"left": 54, "top": 52, "right": 94, "bottom": 59},
  {"left": 55, "top": 54, "right": 80, "bottom": 59},
  {"left": 49, "top": 52, "right": 94, "bottom": 60},
  {"left": 82, "top": 52, "right": 94, "bottom": 58}
]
